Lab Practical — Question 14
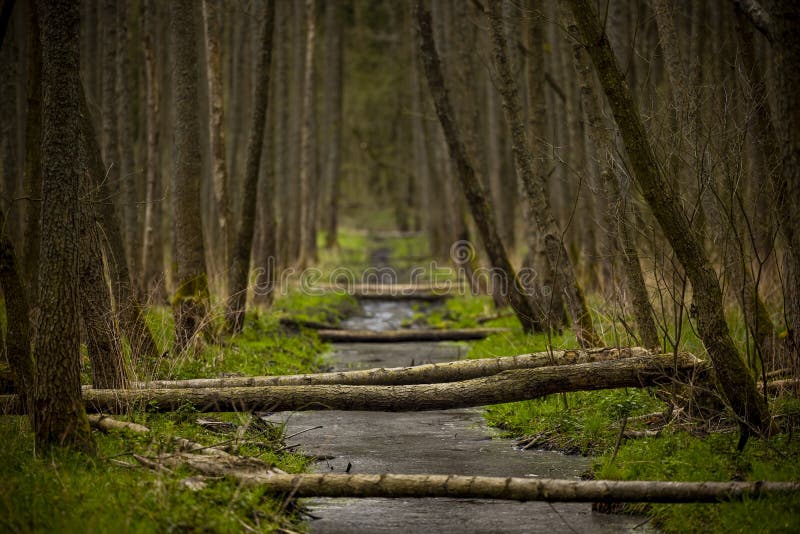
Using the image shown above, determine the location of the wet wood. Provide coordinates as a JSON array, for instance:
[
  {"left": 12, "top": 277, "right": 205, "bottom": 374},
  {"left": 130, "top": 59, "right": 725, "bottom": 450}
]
[{"left": 316, "top": 328, "right": 508, "bottom": 342}]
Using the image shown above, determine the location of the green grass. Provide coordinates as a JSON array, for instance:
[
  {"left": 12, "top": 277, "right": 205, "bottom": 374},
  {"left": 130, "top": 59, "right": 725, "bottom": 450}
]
[{"left": 3, "top": 290, "right": 362, "bottom": 533}]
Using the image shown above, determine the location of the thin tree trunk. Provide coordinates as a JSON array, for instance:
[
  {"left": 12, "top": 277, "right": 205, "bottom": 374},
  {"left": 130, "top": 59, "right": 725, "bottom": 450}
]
[
  {"left": 140, "top": 0, "right": 165, "bottom": 303},
  {"left": 116, "top": 1, "right": 141, "bottom": 292},
  {"left": 296, "top": 0, "right": 317, "bottom": 270},
  {"left": 414, "top": 0, "right": 542, "bottom": 334},
  {"left": 22, "top": 3, "right": 41, "bottom": 296},
  {"left": 78, "top": 122, "right": 128, "bottom": 389},
  {"left": 565, "top": 9, "right": 660, "bottom": 350},
  {"left": 34, "top": 0, "right": 94, "bottom": 452},
  {"left": 226, "top": 0, "right": 276, "bottom": 333},
  {"left": 202, "top": 0, "right": 232, "bottom": 288},
  {"left": 487, "top": 0, "right": 600, "bottom": 347},
  {"left": 170, "top": 0, "right": 210, "bottom": 350},
  {"left": 323, "top": 0, "right": 343, "bottom": 250},
  {"left": 0, "top": 204, "right": 33, "bottom": 419},
  {"left": 566, "top": 0, "right": 769, "bottom": 436}
]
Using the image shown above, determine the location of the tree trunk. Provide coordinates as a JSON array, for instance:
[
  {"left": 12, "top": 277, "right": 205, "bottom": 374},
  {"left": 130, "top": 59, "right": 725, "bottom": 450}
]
[
  {"left": 566, "top": 0, "right": 770, "bottom": 436},
  {"left": 132, "top": 347, "right": 652, "bottom": 389},
  {"left": 4, "top": 353, "right": 700, "bottom": 415},
  {"left": 78, "top": 120, "right": 128, "bottom": 389},
  {"left": 140, "top": 0, "right": 165, "bottom": 303},
  {"left": 202, "top": 0, "right": 232, "bottom": 288},
  {"left": 296, "top": 0, "right": 317, "bottom": 270},
  {"left": 170, "top": 0, "right": 210, "bottom": 350},
  {"left": 564, "top": 9, "right": 660, "bottom": 350},
  {"left": 323, "top": 0, "right": 343, "bottom": 249},
  {"left": 34, "top": 0, "right": 94, "bottom": 452},
  {"left": 116, "top": 1, "right": 141, "bottom": 292},
  {"left": 0, "top": 204, "right": 32, "bottom": 419},
  {"left": 487, "top": 0, "right": 600, "bottom": 346},
  {"left": 414, "top": 0, "right": 543, "bottom": 334},
  {"left": 145, "top": 457, "right": 800, "bottom": 503},
  {"left": 22, "top": 3, "right": 42, "bottom": 296},
  {"left": 225, "top": 0, "right": 276, "bottom": 333},
  {"left": 766, "top": 0, "right": 800, "bottom": 364}
]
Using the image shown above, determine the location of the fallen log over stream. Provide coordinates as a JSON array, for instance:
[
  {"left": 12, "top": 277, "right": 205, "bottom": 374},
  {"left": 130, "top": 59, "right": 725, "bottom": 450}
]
[
  {"left": 313, "top": 283, "right": 457, "bottom": 300},
  {"left": 1, "top": 353, "right": 701, "bottom": 414},
  {"left": 317, "top": 327, "right": 507, "bottom": 342},
  {"left": 151, "top": 453, "right": 800, "bottom": 503},
  {"left": 131, "top": 347, "right": 653, "bottom": 389}
]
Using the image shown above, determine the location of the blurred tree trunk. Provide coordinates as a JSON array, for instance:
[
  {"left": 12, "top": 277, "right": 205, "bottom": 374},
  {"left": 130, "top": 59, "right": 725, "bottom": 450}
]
[
  {"left": 202, "top": 0, "right": 232, "bottom": 289},
  {"left": 116, "top": 0, "right": 141, "bottom": 293},
  {"left": 226, "top": 0, "right": 275, "bottom": 333},
  {"left": 275, "top": 1, "right": 292, "bottom": 269},
  {"left": 254, "top": 93, "right": 277, "bottom": 307},
  {"left": 323, "top": 0, "right": 343, "bottom": 249},
  {"left": 140, "top": 0, "right": 165, "bottom": 303},
  {"left": 415, "top": 0, "right": 542, "bottom": 334},
  {"left": 170, "top": 0, "right": 210, "bottom": 350},
  {"left": 488, "top": 0, "right": 600, "bottom": 347},
  {"left": 296, "top": 0, "right": 316, "bottom": 270},
  {"left": 22, "top": 3, "right": 41, "bottom": 295},
  {"left": 567, "top": 0, "right": 769, "bottom": 437},
  {"left": 765, "top": 0, "right": 800, "bottom": 364},
  {"left": 34, "top": 0, "right": 94, "bottom": 452},
  {"left": 0, "top": 203, "right": 32, "bottom": 419}
]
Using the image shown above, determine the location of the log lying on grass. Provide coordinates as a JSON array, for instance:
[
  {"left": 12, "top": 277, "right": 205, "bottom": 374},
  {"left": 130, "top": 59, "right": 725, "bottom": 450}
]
[
  {"left": 151, "top": 453, "right": 800, "bottom": 502},
  {"left": 0, "top": 353, "right": 702, "bottom": 415},
  {"left": 133, "top": 347, "right": 653, "bottom": 389},
  {"left": 317, "top": 327, "right": 507, "bottom": 342}
]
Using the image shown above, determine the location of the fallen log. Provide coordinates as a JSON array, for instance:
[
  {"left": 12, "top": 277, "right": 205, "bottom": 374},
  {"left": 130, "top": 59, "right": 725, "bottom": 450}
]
[
  {"left": 0, "top": 353, "right": 701, "bottom": 415},
  {"left": 313, "top": 283, "right": 457, "bottom": 301},
  {"left": 317, "top": 327, "right": 508, "bottom": 342},
  {"left": 154, "top": 453, "right": 800, "bottom": 503},
  {"left": 277, "top": 316, "right": 338, "bottom": 330},
  {"left": 88, "top": 414, "right": 150, "bottom": 434},
  {"left": 131, "top": 347, "right": 652, "bottom": 389}
]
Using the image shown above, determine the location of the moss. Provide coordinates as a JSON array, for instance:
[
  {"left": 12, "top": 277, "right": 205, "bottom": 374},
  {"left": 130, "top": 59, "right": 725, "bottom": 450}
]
[{"left": 171, "top": 273, "right": 211, "bottom": 307}]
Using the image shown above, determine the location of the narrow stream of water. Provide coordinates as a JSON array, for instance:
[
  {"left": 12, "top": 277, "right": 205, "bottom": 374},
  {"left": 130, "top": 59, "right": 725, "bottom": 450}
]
[{"left": 268, "top": 300, "right": 648, "bottom": 533}]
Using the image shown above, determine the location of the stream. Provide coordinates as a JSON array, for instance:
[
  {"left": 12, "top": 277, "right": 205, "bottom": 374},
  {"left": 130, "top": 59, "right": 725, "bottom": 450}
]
[{"left": 268, "top": 300, "right": 649, "bottom": 533}]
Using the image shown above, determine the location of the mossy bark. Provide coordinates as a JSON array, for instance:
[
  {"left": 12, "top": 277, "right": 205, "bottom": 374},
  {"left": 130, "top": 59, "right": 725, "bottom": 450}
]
[{"left": 566, "top": 0, "right": 769, "bottom": 435}]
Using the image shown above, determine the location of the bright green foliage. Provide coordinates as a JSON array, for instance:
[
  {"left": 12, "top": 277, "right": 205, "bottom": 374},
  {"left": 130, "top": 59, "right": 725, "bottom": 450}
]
[
  {"left": 0, "top": 414, "right": 312, "bottom": 533},
  {"left": 593, "top": 431, "right": 800, "bottom": 533}
]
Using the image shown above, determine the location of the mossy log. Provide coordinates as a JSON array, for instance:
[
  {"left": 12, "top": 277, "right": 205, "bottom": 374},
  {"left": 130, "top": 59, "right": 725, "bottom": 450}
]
[
  {"left": 1, "top": 353, "right": 701, "bottom": 414},
  {"left": 317, "top": 328, "right": 508, "bottom": 342},
  {"left": 130, "top": 347, "right": 653, "bottom": 389},
  {"left": 155, "top": 453, "right": 800, "bottom": 502}
]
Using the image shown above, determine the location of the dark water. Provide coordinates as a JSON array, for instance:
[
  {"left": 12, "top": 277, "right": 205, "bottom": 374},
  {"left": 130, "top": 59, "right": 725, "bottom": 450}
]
[{"left": 267, "top": 301, "right": 650, "bottom": 533}]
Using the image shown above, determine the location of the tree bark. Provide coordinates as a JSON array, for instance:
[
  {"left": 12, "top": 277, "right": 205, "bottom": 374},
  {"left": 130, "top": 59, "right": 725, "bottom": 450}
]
[
  {"left": 225, "top": 0, "right": 275, "bottom": 333},
  {"left": 566, "top": 0, "right": 770, "bottom": 435},
  {"left": 132, "top": 347, "right": 652, "bottom": 389},
  {"left": 487, "top": 0, "right": 600, "bottom": 346},
  {"left": 296, "top": 0, "right": 317, "bottom": 270},
  {"left": 323, "top": 0, "right": 343, "bottom": 249},
  {"left": 34, "top": 0, "right": 94, "bottom": 452},
  {"left": 22, "top": 3, "right": 42, "bottom": 296},
  {"left": 146, "top": 456, "right": 800, "bottom": 503},
  {"left": 1, "top": 353, "right": 699, "bottom": 415},
  {"left": 202, "top": 0, "right": 232, "bottom": 286},
  {"left": 170, "top": 0, "right": 210, "bottom": 350},
  {"left": 414, "top": 0, "right": 542, "bottom": 334}
]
